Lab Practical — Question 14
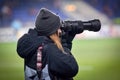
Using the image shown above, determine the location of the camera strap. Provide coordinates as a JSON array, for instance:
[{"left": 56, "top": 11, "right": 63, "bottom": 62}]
[
  {"left": 37, "top": 45, "right": 43, "bottom": 79},
  {"left": 36, "top": 43, "right": 51, "bottom": 80}
]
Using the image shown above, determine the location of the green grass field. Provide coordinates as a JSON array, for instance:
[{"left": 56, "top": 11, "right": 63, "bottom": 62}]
[{"left": 0, "top": 38, "right": 120, "bottom": 80}]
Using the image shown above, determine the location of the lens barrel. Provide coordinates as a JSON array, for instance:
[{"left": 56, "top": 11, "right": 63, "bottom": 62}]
[{"left": 83, "top": 19, "right": 101, "bottom": 32}]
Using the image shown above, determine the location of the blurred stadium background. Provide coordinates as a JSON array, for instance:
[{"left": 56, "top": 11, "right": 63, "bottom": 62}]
[{"left": 0, "top": 0, "right": 120, "bottom": 80}]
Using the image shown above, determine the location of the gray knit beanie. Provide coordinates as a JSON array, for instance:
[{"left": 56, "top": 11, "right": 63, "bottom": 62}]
[{"left": 35, "top": 8, "right": 61, "bottom": 36}]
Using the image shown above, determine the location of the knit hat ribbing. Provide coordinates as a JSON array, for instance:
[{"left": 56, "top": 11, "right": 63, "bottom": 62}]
[{"left": 35, "top": 8, "right": 61, "bottom": 36}]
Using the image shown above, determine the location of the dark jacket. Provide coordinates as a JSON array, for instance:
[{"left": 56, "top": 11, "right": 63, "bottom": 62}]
[{"left": 17, "top": 29, "right": 78, "bottom": 80}]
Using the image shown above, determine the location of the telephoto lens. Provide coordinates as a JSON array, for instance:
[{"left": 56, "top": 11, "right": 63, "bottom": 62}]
[{"left": 61, "top": 19, "right": 101, "bottom": 33}]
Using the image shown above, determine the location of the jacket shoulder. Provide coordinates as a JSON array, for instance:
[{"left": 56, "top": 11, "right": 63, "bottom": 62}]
[{"left": 17, "top": 32, "right": 46, "bottom": 58}]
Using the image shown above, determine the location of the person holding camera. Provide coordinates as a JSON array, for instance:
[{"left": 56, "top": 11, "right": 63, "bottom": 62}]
[{"left": 17, "top": 8, "right": 79, "bottom": 80}]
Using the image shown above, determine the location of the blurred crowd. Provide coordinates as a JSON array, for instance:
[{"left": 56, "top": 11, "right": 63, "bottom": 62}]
[
  {"left": 85, "top": 0, "right": 120, "bottom": 19},
  {"left": 0, "top": 0, "right": 120, "bottom": 27},
  {"left": 0, "top": 0, "right": 67, "bottom": 27},
  {"left": 0, "top": 0, "right": 120, "bottom": 42}
]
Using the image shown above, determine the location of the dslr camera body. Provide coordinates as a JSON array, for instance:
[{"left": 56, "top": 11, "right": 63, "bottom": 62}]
[{"left": 60, "top": 19, "right": 101, "bottom": 50}]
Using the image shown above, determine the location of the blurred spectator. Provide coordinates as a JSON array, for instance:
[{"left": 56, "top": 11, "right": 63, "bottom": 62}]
[
  {"left": 11, "top": 19, "right": 22, "bottom": 38},
  {"left": 1, "top": 5, "right": 12, "bottom": 27},
  {"left": 103, "top": 5, "right": 113, "bottom": 18},
  {"left": 0, "top": 10, "right": 3, "bottom": 26}
]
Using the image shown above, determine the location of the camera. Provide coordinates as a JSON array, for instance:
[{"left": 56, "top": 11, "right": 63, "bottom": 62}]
[{"left": 61, "top": 19, "right": 101, "bottom": 34}]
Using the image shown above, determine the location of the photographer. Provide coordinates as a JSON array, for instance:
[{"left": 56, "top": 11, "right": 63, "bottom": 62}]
[{"left": 17, "top": 8, "right": 78, "bottom": 80}]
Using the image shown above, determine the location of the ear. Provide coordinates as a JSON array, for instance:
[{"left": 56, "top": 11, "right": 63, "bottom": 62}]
[{"left": 57, "top": 29, "right": 62, "bottom": 37}]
